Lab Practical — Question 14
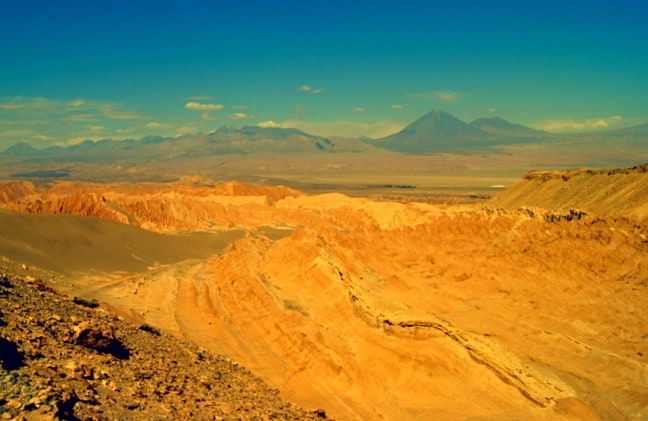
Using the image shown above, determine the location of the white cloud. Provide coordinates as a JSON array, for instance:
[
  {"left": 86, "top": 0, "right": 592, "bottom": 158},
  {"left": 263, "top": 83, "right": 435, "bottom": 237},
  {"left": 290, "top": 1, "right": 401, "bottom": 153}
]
[
  {"left": 229, "top": 112, "right": 253, "bottom": 120},
  {"left": 390, "top": 104, "right": 404, "bottom": 109},
  {"left": 146, "top": 122, "right": 170, "bottom": 129},
  {"left": 184, "top": 102, "right": 224, "bottom": 111},
  {"left": 298, "top": 85, "right": 325, "bottom": 94},
  {"left": 538, "top": 115, "right": 625, "bottom": 132},
  {"left": 177, "top": 126, "right": 196, "bottom": 134},
  {"left": 115, "top": 127, "right": 136, "bottom": 134},
  {"left": 258, "top": 120, "right": 282, "bottom": 128},
  {"left": 352, "top": 107, "right": 365, "bottom": 113},
  {"left": 200, "top": 113, "right": 218, "bottom": 121},
  {"left": 66, "top": 98, "right": 88, "bottom": 108},
  {"left": 435, "top": 90, "right": 463, "bottom": 102}
]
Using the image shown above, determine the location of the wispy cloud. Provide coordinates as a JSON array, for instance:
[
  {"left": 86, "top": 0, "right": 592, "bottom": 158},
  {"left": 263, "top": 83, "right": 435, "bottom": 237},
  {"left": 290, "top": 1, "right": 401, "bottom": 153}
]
[
  {"left": 146, "top": 122, "right": 171, "bottom": 130},
  {"left": 0, "top": 96, "right": 57, "bottom": 111},
  {"left": 184, "top": 102, "right": 224, "bottom": 111},
  {"left": 390, "top": 104, "right": 405, "bottom": 109},
  {"left": 0, "top": 96, "right": 148, "bottom": 147},
  {"left": 0, "top": 97, "right": 146, "bottom": 120},
  {"left": 176, "top": 125, "right": 196, "bottom": 134},
  {"left": 538, "top": 115, "right": 624, "bottom": 132},
  {"left": 298, "top": 85, "right": 325, "bottom": 94},
  {"left": 436, "top": 90, "right": 463, "bottom": 102},
  {"left": 103, "top": 111, "right": 145, "bottom": 120},
  {"left": 352, "top": 107, "right": 365, "bottom": 113},
  {"left": 87, "top": 125, "right": 106, "bottom": 133},
  {"left": 62, "top": 114, "right": 99, "bottom": 122},
  {"left": 200, "top": 113, "right": 218, "bottom": 121},
  {"left": 408, "top": 90, "right": 465, "bottom": 102}
]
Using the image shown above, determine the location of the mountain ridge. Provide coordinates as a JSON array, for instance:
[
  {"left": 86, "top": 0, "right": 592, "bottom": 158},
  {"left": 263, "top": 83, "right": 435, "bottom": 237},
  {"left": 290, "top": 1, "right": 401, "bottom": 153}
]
[
  {"left": 470, "top": 117, "right": 550, "bottom": 137},
  {"left": 2, "top": 110, "right": 647, "bottom": 161}
]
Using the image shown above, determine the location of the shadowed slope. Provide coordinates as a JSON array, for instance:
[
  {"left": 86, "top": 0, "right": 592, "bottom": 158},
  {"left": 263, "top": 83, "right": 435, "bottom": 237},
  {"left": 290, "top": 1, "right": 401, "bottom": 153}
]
[{"left": 0, "top": 210, "right": 243, "bottom": 274}]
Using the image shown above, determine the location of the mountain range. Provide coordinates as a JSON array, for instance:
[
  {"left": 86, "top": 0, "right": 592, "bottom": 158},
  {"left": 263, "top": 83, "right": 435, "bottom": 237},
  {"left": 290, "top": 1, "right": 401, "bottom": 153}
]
[
  {"left": 2, "top": 110, "right": 647, "bottom": 160},
  {"left": 372, "top": 110, "right": 555, "bottom": 153}
]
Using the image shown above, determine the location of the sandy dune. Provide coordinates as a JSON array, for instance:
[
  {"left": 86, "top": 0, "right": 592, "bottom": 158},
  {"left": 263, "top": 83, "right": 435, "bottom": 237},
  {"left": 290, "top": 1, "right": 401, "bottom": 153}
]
[{"left": 0, "top": 169, "right": 647, "bottom": 420}]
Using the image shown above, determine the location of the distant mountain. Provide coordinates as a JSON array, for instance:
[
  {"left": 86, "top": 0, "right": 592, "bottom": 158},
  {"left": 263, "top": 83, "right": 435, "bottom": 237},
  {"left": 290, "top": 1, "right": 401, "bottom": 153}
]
[
  {"left": 470, "top": 117, "right": 549, "bottom": 138},
  {"left": 2, "top": 113, "right": 646, "bottom": 161},
  {"left": 2, "top": 141, "right": 40, "bottom": 157},
  {"left": 372, "top": 110, "right": 493, "bottom": 153},
  {"left": 591, "top": 122, "right": 648, "bottom": 137},
  {"left": 0, "top": 125, "right": 362, "bottom": 162}
]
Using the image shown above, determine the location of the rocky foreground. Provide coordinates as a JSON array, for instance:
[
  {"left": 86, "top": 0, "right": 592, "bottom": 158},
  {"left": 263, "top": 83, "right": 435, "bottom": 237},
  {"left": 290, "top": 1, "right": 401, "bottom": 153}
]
[{"left": 0, "top": 270, "right": 327, "bottom": 420}]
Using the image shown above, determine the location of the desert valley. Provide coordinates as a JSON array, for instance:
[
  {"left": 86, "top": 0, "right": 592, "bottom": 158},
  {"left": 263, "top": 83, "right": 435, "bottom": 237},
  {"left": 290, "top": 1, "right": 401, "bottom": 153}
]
[
  {"left": 1, "top": 123, "right": 647, "bottom": 420},
  {"left": 3, "top": 2, "right": 648, "bottom": 419}
]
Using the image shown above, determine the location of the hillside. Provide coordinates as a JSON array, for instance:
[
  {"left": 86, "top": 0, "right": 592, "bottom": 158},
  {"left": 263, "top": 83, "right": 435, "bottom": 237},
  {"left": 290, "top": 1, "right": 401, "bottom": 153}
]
[
  {"left": 488, "top": 164, "right": 648, "bottom": 222},
  {"left": 1, "top": 172, "right": 647, "bottom": 419},
  {"left": 0, "top": 270, "right": 326, "bottom": 420}
]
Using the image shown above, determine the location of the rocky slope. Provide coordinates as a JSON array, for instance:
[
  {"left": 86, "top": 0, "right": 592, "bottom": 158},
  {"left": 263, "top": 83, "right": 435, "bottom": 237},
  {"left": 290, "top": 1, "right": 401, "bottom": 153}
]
[
  {"left": 488, "top": 164, "right": 648, "bottom": 222},
  {"left": 0, "top": 269, "right": 327, "bottom": 420}
]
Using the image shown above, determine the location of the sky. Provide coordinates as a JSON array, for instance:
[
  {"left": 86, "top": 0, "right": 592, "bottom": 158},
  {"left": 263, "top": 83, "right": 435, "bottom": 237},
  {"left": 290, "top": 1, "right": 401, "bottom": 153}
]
[{"left": 1, "top": 0, "right": 647, "bottom": 148}]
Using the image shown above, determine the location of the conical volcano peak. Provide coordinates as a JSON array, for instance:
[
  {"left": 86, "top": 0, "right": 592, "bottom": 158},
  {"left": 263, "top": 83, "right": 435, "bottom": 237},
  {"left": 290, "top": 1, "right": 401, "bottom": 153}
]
[{"left": 374, "top": 110, "right": 487, "bottom": 153}]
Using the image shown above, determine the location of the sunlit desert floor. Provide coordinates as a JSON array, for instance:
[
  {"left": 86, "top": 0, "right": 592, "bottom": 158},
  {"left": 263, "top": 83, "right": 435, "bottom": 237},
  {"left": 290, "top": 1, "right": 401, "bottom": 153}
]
[{"left": 1, "top": 168, "right": 647, "bottom": 420}]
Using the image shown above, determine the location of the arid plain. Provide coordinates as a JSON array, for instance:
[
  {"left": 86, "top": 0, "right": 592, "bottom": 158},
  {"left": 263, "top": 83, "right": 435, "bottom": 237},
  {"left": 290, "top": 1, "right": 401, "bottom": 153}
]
[{"left": 1, "top": 164, "right": 647, "bottom": 420}]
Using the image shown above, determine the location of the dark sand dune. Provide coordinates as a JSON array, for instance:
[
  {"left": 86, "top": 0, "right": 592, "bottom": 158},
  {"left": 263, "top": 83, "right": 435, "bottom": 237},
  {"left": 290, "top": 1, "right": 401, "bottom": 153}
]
[{"left": 0, "top": 209, "right": 243, "bottom": 274}]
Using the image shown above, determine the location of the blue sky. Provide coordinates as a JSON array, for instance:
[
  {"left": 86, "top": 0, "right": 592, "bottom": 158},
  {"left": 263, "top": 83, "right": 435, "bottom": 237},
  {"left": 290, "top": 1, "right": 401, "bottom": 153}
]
[{"left": 1, "top": 0, "right": 647, "bottom": 147}]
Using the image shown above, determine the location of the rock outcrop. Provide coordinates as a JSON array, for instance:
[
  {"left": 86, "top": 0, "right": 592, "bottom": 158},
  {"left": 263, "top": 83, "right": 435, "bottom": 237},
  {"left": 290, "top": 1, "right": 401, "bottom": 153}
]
[{"left": 488, "top": 163, "right": 648, "bottom": 222}]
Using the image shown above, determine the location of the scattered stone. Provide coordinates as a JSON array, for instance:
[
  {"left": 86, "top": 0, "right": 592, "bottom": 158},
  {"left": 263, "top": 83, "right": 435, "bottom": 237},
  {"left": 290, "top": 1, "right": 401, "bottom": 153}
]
[
  {"left": 72, "top": 297, "right": 99, "bottom": 309},
  {"left": 0, "top": 337, "right": 24, "bottom": 370},
  {"left": 54, "top": 390, "right": 78, "bottom": 420},
  {"left": 138, "top": 323, "right": 161, "bottom": 336},
  {"left": 69, "top": 322, "right": 130, "bottom": 360},
  {"left": 0, "top": 275, "right": 12, "bottom": 288},
  {"left": 313, "top": 408, "right": 328, "bottom": 418}
]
